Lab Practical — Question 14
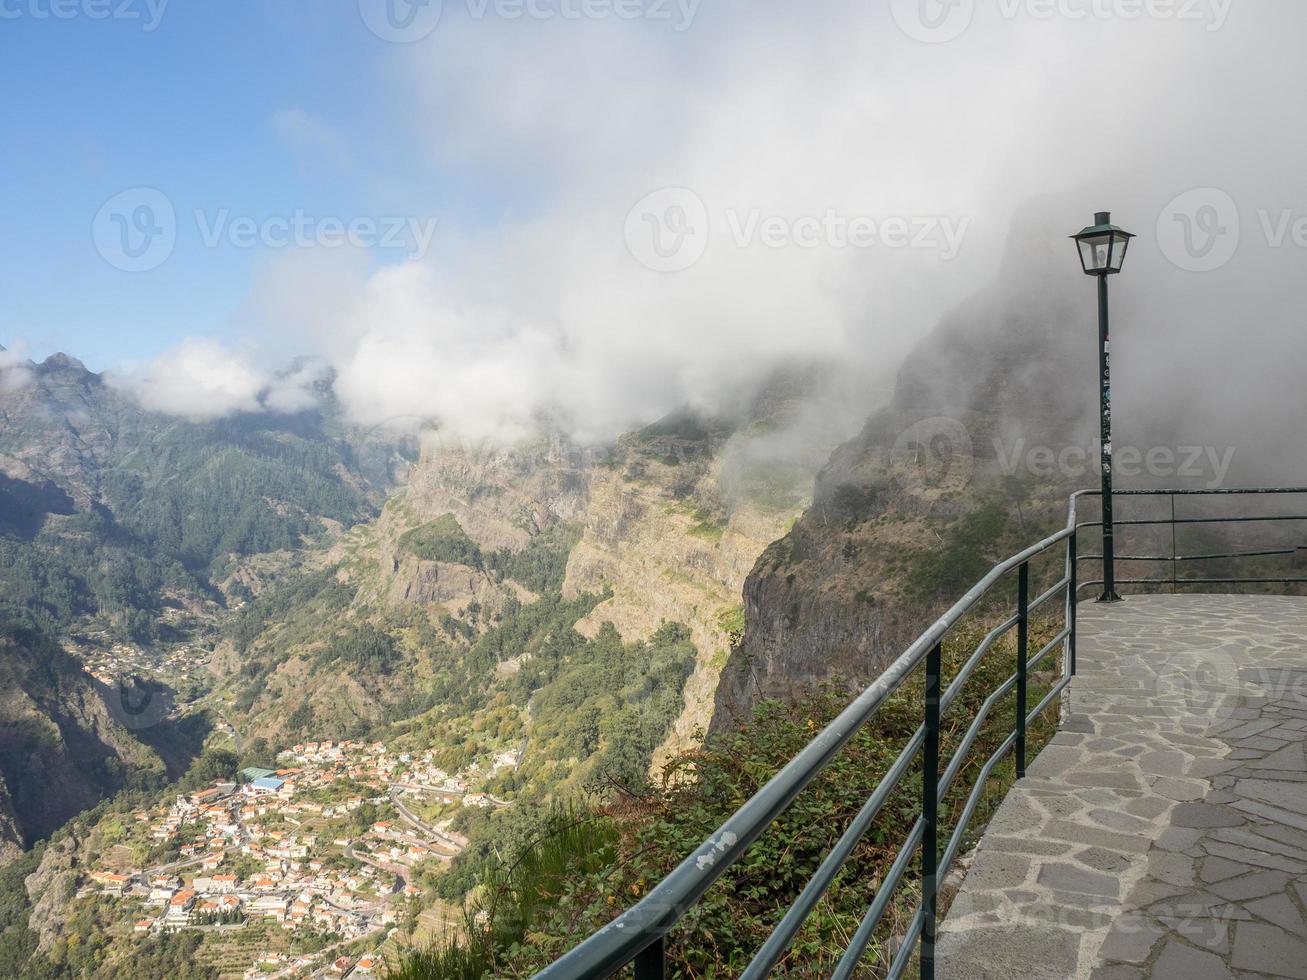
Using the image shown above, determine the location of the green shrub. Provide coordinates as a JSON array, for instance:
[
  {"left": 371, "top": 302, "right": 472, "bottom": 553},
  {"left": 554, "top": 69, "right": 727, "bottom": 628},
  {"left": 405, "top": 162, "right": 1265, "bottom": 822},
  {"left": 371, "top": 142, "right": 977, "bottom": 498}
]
[
  {"left": 319, "top": 623, "right": 399, "bottom": 673},
  {"left": 485, "top": 524, "right": 581, "bottom": 594},
  {"left": 399, "top": 515, "right": 484, "bottom": 567},
  {"left": 904, "top": 502, "right": 1013, "bottom": 601}
]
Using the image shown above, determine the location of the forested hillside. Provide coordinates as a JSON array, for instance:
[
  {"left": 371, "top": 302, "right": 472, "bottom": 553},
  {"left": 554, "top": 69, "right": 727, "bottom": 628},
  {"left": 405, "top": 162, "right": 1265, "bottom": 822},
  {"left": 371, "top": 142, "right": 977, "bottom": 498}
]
[{"left": 0, "top": 352, "right": 405, "bottom": 640}]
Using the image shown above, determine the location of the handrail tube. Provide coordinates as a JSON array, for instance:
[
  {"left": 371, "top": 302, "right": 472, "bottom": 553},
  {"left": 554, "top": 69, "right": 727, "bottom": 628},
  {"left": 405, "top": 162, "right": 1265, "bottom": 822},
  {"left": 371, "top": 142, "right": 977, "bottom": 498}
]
[
  {"left": 939, "top": 614, "right": 1019, "bottom": 715},
  {"left": 533, "top": 635, "right": 926, "bottom": 978},
  {"left": 887, "top": 909, "right": 926, "bottom": 980},
  {"left": 739, "top": 727, "right": 926, "bottom": 978},
  {"left": 1028, "top": 627, "right": 1072, "bottom": 672},
  {"left": 830, "top": 820, "right": 924, "bottom": 980},
  {"left": 1078, "top": 549, "right": 1302, "bottom": 562},
  {"left": 938, "top": 673, "right": 1018, "bottom": 799},
  {"left": 935, "top": 675, "right": 1073, "bottom": 898},
  {"left": 1082, "top": 487, "right": 1307, "bottom": 495},
  {"left": 939, "top": 731, "right": 1018, "bottom": 882},
  {"left": 1079, "top": 577, "right": 1307, "bottom": 595},
  {"left": 1027, "top": 677, "right": 1072, "bottom": 728},
  {"left": 1028, "top": 575, "right": 1071, "bottom": 614},
  {"left": 1079, "top": 516, "right": 1307, "bottom": 530},
  {"left": 939, "top": 627, "right": 1068, "bottom": 811},
  {"left": 757, "top": 655, "right": 1060, "bottom": 974},
  {"left": 938, "top": 684, "right": 1067, "bottom": 955},
  {"left": 1178, "top": 548, "right": 1303, "bottom": 559}
]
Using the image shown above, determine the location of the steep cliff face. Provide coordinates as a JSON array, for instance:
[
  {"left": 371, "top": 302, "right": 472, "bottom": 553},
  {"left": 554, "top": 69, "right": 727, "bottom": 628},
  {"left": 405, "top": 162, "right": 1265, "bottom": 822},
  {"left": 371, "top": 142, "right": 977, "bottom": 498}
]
[
  {"left": 711, "top": 247, "right": 1095, "bottom": 730},
  {"left": 224, "top": 389, "right": 830, "bottom": 760},
  {"left": 0, "top": 629, "right": 174, "bottom": 864},
  {"left": 206, "top": 436, "right": 586, "bottom": 747},
  {"left": 338, "top": 433, "right": 590, "bottom": 616},
  {"left": 563, "top": 413, "right": 818, "bottom": 766},
  {"left": 24, "top": 832, "right": 81, "bottom": 951}
]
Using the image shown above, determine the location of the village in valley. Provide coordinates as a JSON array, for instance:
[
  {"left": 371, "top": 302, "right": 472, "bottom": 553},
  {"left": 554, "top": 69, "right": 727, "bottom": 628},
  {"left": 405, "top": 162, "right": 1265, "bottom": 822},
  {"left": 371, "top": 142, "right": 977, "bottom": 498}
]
[
  {"left": 61, "top": 605, "right": 221, "bottom": 702},
  {"left": 82, "top": 738, "right": 516, "bottom": 979}
]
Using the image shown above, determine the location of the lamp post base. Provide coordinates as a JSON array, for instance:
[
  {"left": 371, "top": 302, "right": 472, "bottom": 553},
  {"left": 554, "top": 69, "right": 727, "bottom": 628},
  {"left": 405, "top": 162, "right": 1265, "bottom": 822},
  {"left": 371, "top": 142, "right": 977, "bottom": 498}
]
[{"left": 1096, "top": 592, "right": 1123, "bottom": 604}]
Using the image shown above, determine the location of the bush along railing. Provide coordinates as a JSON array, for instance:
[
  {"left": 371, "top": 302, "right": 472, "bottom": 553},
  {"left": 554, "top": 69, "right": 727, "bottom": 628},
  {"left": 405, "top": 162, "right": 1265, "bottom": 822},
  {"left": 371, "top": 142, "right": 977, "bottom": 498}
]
[{"left": 536, "top": 487, "right": 1307, "bottom": 979}]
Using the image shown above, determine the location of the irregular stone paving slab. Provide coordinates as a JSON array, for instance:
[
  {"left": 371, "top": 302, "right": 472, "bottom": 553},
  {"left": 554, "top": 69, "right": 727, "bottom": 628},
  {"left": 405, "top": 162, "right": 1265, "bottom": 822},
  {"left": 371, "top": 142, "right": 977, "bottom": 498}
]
[{"left": 938, "top": 595, "right": 1307, "bottom": 979}]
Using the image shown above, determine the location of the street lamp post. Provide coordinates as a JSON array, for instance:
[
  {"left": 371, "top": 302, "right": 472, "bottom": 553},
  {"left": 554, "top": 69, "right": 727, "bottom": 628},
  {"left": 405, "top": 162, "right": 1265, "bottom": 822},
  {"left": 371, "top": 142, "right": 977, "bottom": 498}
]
[{"left": 1072, "top": 211, "right": 1135, "bottom": 603}]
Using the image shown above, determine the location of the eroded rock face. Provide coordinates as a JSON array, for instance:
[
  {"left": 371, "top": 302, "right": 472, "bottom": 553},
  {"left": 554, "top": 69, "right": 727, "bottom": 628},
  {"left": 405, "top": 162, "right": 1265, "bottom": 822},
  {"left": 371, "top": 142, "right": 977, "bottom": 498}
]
[
  {"left": 337, "top": 433, "right": 592, "bottom": 616},
  {"left": 25, "top": 832, "right": 81, "bottom": 950},
  {"left": 708, "top": 415, "right": 963, "bottom": 729},
  {"left": 563, "top": 437, "right": 811, "bottom": 769},
  {"left": 328, "top": 398, "right": 830, "bottom": 768},
  {"left": 710, "top": 271, "right": 1094, "bottom": 733}
]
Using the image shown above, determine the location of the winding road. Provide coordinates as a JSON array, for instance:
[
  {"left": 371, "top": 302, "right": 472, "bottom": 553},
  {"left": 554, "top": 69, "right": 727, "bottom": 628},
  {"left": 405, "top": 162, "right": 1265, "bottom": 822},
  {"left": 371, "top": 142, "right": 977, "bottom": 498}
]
[{"left": 387, "top": 785, "right": 465, "bottom": 852}]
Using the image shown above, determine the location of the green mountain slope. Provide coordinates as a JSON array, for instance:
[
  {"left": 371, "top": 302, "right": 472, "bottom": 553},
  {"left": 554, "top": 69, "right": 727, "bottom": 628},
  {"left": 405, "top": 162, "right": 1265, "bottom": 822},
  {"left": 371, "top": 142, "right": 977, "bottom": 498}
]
[{"left": 0, "top": 353, "right": 406, "bottom": 641}]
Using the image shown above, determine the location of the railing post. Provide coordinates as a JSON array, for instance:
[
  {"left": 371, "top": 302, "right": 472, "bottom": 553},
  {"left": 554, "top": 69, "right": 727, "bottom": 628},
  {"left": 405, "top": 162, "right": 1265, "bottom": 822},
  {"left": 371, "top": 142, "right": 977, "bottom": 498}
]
[
  {"left": 921, "top": 640, "right": 942, "bottom": 980},
  {"left": 1016, "top": 562, "right": 1029, "bottom": 779},
  {"left": 634, "top": 936, "right": 664, "bottom": 980},
  {"left": 1176, "top": 493, "right": 1186, "bottom": 595},
  {"left": 1068, "top": 533, "right": 1078, "bottom": 677}
]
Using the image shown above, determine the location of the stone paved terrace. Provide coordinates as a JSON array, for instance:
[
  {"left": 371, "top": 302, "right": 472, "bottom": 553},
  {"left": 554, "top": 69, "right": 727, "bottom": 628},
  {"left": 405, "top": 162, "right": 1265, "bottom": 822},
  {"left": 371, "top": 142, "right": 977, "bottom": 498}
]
[{"left": 938, "top": 594, "right": 1307, "bottom": 980}]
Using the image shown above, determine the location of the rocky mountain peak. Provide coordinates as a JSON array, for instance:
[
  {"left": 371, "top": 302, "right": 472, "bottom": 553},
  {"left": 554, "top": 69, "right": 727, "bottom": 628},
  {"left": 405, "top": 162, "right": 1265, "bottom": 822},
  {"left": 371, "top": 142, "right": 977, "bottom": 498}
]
[{"left": 36, "top": 352, "right": 91, "bottom": 376}]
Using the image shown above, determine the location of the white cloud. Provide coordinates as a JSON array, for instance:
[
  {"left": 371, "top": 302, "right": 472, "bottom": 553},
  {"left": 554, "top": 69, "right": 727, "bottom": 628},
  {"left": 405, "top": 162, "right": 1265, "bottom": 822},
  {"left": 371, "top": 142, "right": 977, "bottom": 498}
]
[
  {"left": 109, "top": 339, "right": 267, "bottom": 420},
  {"left": 263, "top": 357, "right": 333, "bottom": 415},
  {"left": 0, "top": 346, "right": 33, "bottom": 392},
  {"left": 108, "top": 1, "right": 1307, "bottom": 466},
  {"left": 260, "top": 6, "right": 1185, "bottom": 440}
]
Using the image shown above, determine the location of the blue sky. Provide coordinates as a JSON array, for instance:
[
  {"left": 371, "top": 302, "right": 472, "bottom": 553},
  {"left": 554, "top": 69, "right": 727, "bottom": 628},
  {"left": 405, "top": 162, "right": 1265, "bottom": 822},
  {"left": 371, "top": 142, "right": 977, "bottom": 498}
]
[{"left": 0, "top": 1, "right": 466, "bottom": 369}]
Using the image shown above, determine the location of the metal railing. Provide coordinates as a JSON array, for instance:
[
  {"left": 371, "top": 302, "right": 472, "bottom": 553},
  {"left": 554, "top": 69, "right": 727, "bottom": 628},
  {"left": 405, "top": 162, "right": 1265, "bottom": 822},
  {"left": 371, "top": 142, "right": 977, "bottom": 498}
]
[
  {"left": 1074, "top": 487, "right": 1307, "bottom": 596},
  {"left": 537, "top": 487, "right": 1307, "bottom": 980}
]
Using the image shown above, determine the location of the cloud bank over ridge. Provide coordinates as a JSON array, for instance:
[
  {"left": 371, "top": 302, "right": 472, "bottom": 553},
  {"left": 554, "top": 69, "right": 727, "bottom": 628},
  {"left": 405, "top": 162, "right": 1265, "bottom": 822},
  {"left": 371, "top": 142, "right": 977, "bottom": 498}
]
[{"left": 106, "top": 1, "right": 1307, "bottom": 456}]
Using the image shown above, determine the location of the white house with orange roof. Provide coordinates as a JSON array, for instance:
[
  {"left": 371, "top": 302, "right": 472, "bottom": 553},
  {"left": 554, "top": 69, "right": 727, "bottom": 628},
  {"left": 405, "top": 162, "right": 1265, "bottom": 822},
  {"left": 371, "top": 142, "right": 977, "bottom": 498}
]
[{"left": 165, "top": 889, "right": 196, "bottom": 925}]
